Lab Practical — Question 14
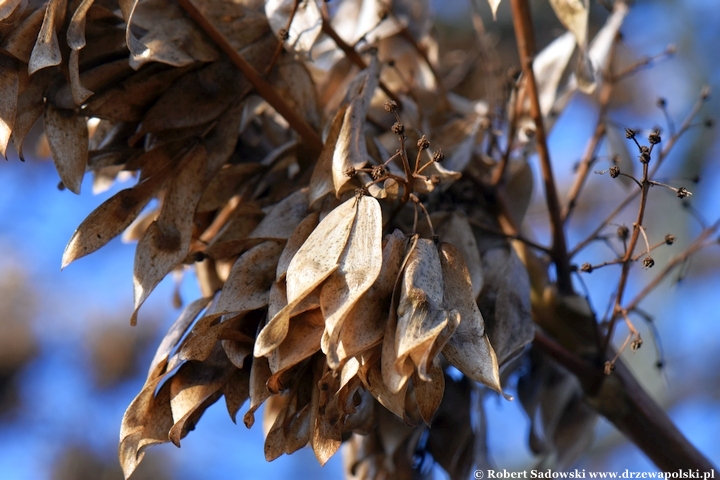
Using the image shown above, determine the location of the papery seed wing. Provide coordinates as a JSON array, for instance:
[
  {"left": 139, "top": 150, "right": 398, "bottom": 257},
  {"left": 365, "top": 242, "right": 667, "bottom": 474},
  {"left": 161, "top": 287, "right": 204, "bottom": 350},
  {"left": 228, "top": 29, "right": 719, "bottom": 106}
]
[
  {"left": 320, "top": 195, "right": 383, "bottom": 360},
  {"left": 395, "top": 239, "right": 449, "bottom": 382},
  {"left": 132, "top": 144, "right": 207, "bottom": 325},
  {"left": 330, "top": 229, "right": 405, "bottom": 369},
  {"left": 254, "top": 197, "right": 357, "bottom": 357},
  {"left": 439, "top": 243, "right": 502, "bottom": 393},
  {"left": 332, "top": 56, "right": 379, "bottom": 195}
]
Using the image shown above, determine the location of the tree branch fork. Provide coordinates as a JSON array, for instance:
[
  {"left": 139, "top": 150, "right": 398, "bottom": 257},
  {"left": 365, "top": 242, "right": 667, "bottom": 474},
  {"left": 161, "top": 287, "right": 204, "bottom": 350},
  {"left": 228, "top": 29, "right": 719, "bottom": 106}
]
[{"left": 508, "top": 0, "right": 715, "bottom": 472}]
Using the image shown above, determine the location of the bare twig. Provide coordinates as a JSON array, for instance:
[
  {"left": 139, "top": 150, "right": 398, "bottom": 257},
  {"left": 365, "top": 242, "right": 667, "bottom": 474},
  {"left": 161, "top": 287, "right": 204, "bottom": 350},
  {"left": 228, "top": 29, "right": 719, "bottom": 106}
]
[
  {"left": 178, "top": 0, "right": 323, "bottom": 155},
  {"left": 563, "top": 59, "right": 616, "bottom": 222},
  {"left": 601, "top": 89, "right": 708, "bottom": 353},
  {"left": 492, "top": 80, "right": 523, "bottom": 187},
  {"left": 394, "top": 25, "right": 450, "bottom": 109},
  {"left": 651, "top": 88, "right": 709, "bottom": 175},
  {"left": 604, "top": 152, "right": 650, "bottom": 353},
  {"left": 571, "top": 88, "right": 708, "bottom": 258},
  {"left": 320, "top": 16, "right": 402, "bottom": 108},
  {"left": 264, "top": 0, "right": 300, "bottom": 75},
  {"left": 571, "top": 193, "right": 638, "bottom": 257},
  {"left": 468, "top": 217, "right": 553, "bottom": 255},
  {"left": 509, "top": 0, "right": 572, "bottom": 294},
  {"left": 625, "top": 219, "right": 720, "bottom": 312},
  {"left": 581, "top": 235, "right": 673, "bottom": 272},
  {"left": 613, "top": 45, "right": 676, "bottom": 82}
]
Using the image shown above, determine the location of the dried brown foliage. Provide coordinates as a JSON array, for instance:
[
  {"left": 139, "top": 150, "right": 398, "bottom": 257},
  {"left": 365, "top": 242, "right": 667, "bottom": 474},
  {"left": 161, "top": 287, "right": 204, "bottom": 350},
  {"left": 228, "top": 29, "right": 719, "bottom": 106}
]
[{"left": 1, "top": 0, "right": 715, "bottom": 478}]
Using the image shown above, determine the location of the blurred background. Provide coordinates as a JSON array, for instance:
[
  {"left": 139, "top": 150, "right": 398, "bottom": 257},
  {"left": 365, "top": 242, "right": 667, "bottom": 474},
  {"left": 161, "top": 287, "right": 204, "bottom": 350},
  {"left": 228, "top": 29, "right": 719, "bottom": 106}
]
[{"left": 1, "top": 0, "right": 718, "bottom": 478}]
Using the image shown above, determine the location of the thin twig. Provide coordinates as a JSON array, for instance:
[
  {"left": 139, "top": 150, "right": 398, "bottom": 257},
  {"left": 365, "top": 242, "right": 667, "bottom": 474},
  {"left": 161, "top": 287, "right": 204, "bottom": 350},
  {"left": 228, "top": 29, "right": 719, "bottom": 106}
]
[
  {"left": 178, "top": 0, "right": 323, "bottom": 155},
  {"left": 468, "top": 217, "right": 552, "bottom": 255},
  {"left": 638, "top": 225, "right": 652, "bottom": 257},
  {"left": 602, "top": 89, "right": 708, "bottom": 351},
  {"left": 583, "top": 236, "right": 672, "bottom": 271},
  {"left": 624, "top": 219, "right": 720, "bottom": 312},
  {"left": 651, "top": 88, "right": 709, "bottom": 175},
  {"left": 570, "top": 88, "right": 708, "bottom": 259},
  {"left": 631, "top": 238, "right": 672, "bottom": 261},
  {"left": 571, "top": 194, "right": 637, "bottom": 257},
  {"left": 509, "top": 0, "right": 572, "bottom": 294},
  {"left": 320, "top": 16, "right": 402, "bottom": 108},
  {"left": 612, "top": 45, "right": 676, "bottom": 82},
  {"left": 658, "top": 98, "right": 677, "bottom": 137},
  {"left": 411, "top": 193, "right": 435, "bottom": 237},
  {"left": 264, "top": 0, "right": 300, "bottom": 75},
  {"left": 394, "top": 25, "right": 450, "bottom": 109},
  {"left": 604, "top": 154, "right": 650, "bottom": 353},
  {"left": 563, "top": 48, "right": 616, "bottom": 222},
  {"left": 492, "top": 80, "right": 523, "bottom": 187}
]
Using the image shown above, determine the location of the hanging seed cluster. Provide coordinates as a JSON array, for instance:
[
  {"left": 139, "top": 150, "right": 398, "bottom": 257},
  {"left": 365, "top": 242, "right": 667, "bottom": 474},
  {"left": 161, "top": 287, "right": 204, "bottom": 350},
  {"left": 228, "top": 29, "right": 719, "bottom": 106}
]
[{"left": 0, "top": 0, "right": 645, "bottom": 477}]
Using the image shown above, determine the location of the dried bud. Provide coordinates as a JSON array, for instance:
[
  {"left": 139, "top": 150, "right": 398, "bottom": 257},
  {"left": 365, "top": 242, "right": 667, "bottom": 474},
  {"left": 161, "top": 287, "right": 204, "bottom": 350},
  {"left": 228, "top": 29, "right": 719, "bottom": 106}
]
[
  {"left": 656, "top": 97, "right": 667, "bottom": 108},
  {"left": 391, "top": 121, "right": 404, "bottom": 135},
  {"left": 371, "top": 165, "right": 387, "bottom": 180},
  {"left": 665, "top": 234, "right": 675, "bottom": 245},
  {"left": 676, "top": 187, "right": 690, "bottom": 198},
  {"left": 625, "top": 128, "right": 636, "bottom": 139},
  {"left": 384, "top": 100, "right": 398, "bottom": 113},
  {"left": 617, "top": 225, "right": 629, "bottom": 240},
  {"left": 642, "top": 256, "right": 655, "bottom": 268},
  {"left": 278, "top": 28, "right": 290, "bottom": 41},
  {"left": 609, "top": 166, "right": 620, "bottom": 178},
  {"left": 580, "top": 262, "right": 593, "bottom": 273},
  {"left": 432, "top": 149, "right": 445, "bottom": 163},
  {"left": 604, "top": 361, "right": 615, "bottom": 375},
  {"left": 639, "top": 146, "right": 651, "bottom": 164},
  {"left": 344, "top": 166, "right": 357, "bottom": 178},
  {"left": 648, "top": 130, "right": 661, "bottom": 145},
  {"left": 631, "top": 336, "right": 643, "bottom": 351},
  {"left": 417, "top": 135, "right": 430, "bottom": 150}
]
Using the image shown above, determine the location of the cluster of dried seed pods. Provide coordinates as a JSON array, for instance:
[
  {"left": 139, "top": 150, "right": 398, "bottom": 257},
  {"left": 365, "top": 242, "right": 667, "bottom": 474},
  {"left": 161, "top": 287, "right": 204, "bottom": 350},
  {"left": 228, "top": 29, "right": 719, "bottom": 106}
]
[{"left": 1, "top": 0, "right": 641, "bottom": 476}]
